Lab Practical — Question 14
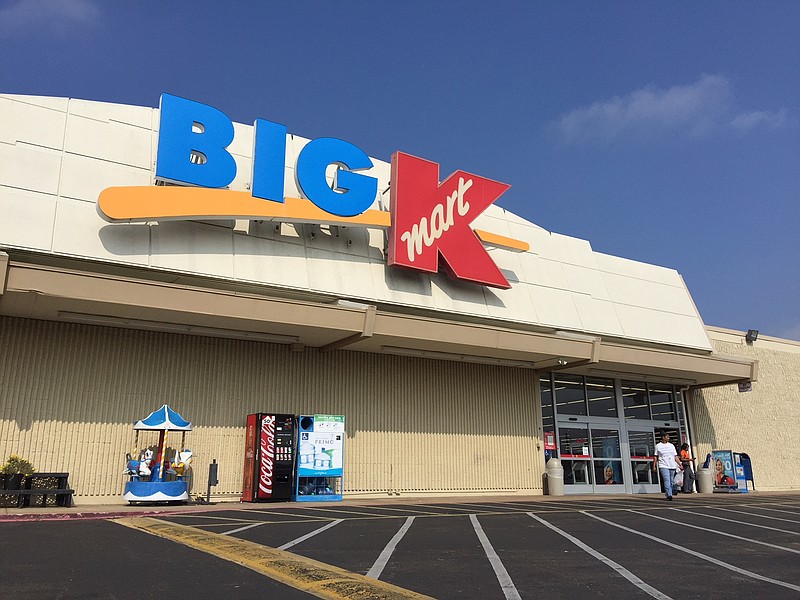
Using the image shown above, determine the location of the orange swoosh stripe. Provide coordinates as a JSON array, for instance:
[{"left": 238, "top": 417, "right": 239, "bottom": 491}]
[{"left": 98, "top": 186, "right": 529, "bottom": 252}]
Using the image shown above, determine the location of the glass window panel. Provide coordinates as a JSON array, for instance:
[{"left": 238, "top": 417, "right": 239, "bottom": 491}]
[
  {"left": 554, "top": 374, "right": 587, "bottom": 416},
  {"left": 649, "top": 384, "right": 676, "bottom": 420},
  {"left": 587, "top": 377, "right": 617, "bottom": 417},
  {"left": 628, "top": 430, "right": 655, "bottom": 459},
  {"left": 540, "top": 375, "right": 554, "bottom": 434},
  {"left": 622, "top": 381, "right": 650, "bottom": 420},
  {"left": 591, "top": 428, "right": 621, "bottom": 458},
  {"left": 558, "top": 425, "right": 590, "bottom": 457},
  {"left": 563, "top": 460, "right": 592, "bottom": 485},
  {"left": 595, "top": 460, "right": 623, "bottom": 485}
]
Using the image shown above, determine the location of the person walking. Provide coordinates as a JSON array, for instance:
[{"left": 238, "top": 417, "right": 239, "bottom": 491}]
[
  {"left": 679, "top": 443, "right": 696, "bottom": 493},
  {"left": 652, "top": 432, "right": 681, "bottom": 500}
]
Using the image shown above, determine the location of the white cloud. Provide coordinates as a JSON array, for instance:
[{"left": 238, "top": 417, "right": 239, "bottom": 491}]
[
  {"left": 0, "top": 0, "right": 100, "bottom": 38},
  {"left": 552, "top": 74, "right": 792, "bottom": 144},
  {"left": 729, "top": 109, "right": 790, "bottom": 133}
]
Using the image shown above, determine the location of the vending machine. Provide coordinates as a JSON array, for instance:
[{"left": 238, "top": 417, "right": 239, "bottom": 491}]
[
  {"left": 242, "top": 413, "right": 296, "bottom": 502},
  {"left": 293, "top": 414, "right": 345, "bottom": 502}
]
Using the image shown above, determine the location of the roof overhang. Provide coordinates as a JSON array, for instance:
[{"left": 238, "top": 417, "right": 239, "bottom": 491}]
[{"left": 0, "top": 254, "right": 755, "bottom": 388}]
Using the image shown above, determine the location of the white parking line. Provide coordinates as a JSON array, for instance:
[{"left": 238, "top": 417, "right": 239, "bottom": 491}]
[
  {"left": 712, "top": 506, "right": 800, "bottom": 524},
  {"left": 366, "top": 516, "right": 415, "bottom": 579},
  {"left": 277, "top": 519, "right": 343, "bottom": 550},
  {"left": 670, "top": 507, "right": 800, "bottom": 534},
  {"left": 585, "top": 511, "right": 800, "bottom": 593},
  {"left": 470, "top": 514, "right": 522, "bottom": 600},
  {"left": 630, "top": 509, "right": 800, "bottom": 554},
  {"left": 222, "top": 522, "right": 266, "bottom": 535},
  {"left": 527, "top": 513, "right": 671, "bottom": 600},
  {"left": 751, "top": 505, "right": 800, "bottom": 518}
]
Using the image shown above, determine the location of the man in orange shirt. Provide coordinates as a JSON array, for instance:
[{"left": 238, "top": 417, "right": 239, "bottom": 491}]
[{"left": 679, "top": 443, "right": 695, "bottom": 493}]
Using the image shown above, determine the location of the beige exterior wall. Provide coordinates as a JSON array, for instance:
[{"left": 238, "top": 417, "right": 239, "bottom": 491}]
[
  {"left": 0, "top": 316, "right": 542, "bottom": 505},
  {"left": 688, "top": 327, "right": 800, "bottom": 491}
]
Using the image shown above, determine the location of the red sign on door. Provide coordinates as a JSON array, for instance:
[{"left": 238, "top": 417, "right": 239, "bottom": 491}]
[{"left": 544, "top": 431, "right": 556, "bottom": 450}]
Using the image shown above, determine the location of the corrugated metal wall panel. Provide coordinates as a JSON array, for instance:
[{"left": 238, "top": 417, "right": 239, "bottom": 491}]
[{"left": 0, "top": 316, "right": 543, "bottom": 504}]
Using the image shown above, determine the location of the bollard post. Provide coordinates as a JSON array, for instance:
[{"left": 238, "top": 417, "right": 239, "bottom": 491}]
[
  {"left": 545, "top": 457, "right": 564, "bottom": 496},
  {"left": 696, "top": 466, "right": 713, "bottom": 494},
  {"left": 207, "top": 459, "right": 219, "bottom": 504}
]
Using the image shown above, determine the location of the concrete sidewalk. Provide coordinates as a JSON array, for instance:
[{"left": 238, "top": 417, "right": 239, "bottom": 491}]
[
  {"left": 0, "top": 491, "right": 632, "bottom": 522},
  {"left": 3, "top": 490, "right": 791, "bottom": 522}
]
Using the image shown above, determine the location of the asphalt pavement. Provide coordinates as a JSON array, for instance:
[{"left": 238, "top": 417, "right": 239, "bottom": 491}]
[{"left": 2, "top": 492, "right": 799, "bottom": 599}]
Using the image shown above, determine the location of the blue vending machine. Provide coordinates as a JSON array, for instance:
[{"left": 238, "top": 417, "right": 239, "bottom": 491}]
[{"left": 293, "top": 414, "right": 345, "bottom": 502}]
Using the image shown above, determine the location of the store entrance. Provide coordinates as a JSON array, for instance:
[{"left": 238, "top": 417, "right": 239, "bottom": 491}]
[
  {"left": 557, "top": 422, "right": 625, "bottom": 494},
  {"left": 541, "top": 373, "right": 688, "bottom": 495}
]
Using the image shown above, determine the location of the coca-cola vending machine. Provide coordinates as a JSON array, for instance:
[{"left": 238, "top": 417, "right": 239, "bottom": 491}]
[{"left": 242, "top": 413, "right": 296, "bottom": 502}]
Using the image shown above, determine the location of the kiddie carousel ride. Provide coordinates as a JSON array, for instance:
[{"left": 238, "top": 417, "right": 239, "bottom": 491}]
[{"left": 123, "top": 405, "right": 193, "bottom": 504}]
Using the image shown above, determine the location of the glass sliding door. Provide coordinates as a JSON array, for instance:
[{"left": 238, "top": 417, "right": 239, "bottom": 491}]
[
  {"left": 627, "top": 427, "right": 660, "bottom": 493},
  {"left": 558, "top": 425, "right": 592, "bottom": 493},
  {"left": 591, "top": 427, "right": 625, "bottom": 492}
]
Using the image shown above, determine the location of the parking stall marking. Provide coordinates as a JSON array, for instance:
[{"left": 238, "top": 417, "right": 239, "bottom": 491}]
[
  {"left": 711, "top": 506, "right": 800, "bottom": 525},
  {"left": 668, "top": 507, "right": 800, "bottom": 535},
  {"left": 349, "top": 505, "right": 443, "bottom": 516},
  {"left": 749, "top": 505, "right": 800, "bottom": 518},
  {"left": 278, "top": 519, "right": 344, "bottom": 550},
  {"left": 585, "top": 511, "right": 800, "bottom": 593},
  {"left": 223, "top": 522, "right": 267, "bottom": 535},
  {"left": 366, "top": 516, "right": 415, "bottom": 580},
  {"left": 229, "top": 508, "right": 336, "bottom": 522},
  {"left": 453, "top": 502, "right": 529, "bottom": 513},
  {"left": 469, "top": 514, "right": 522, "bottom": 600},
  {"left": 114, "top": 517, "right": 432, "bottom": 599},
  {"left": 765, "top": 503, "right": 800, "bottom": 514},
  {"left": 526, "top": 512, "right": 672, "bottom": 600},
  {"left": 629, "top": 509, "right": 800, "bottom": 554},
  {"left": 286, "top": 506, "right": 397, "bottom": 519}
]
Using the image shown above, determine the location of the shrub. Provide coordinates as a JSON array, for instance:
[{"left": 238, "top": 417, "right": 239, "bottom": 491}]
[{"left": 1, "top": 455, "right": 36, "bottom": 475}]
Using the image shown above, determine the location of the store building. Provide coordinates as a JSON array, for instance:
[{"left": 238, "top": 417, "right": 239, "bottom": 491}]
[{"left": 0, "top": 93, "right": 793, "bottom": 505}]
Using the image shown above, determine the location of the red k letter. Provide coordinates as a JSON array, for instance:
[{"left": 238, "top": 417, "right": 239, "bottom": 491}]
[{"left": 388, "top": 152, "right": 511, "bottom": 289}]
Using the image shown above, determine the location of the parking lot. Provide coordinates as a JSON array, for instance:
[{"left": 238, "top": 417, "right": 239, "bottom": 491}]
[{"left": 2, "top": 493, "right": 799, "bottom": 599}]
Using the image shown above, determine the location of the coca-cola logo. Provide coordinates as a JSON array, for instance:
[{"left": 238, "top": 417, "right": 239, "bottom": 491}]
[{"left": 258, "top": 415, "right": 276, "bottom": 496}]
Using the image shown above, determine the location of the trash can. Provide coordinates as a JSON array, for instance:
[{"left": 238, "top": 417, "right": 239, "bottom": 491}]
[
  {"left": 545, "top": 457, "right": 564, "bottom": 496},
  {"left": 696, "top": 467, "right": 713, "bottom": 494}
]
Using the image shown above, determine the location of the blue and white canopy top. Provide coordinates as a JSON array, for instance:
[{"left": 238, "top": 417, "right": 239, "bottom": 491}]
[{"left": 133, "top": 404, "right": 192, "bottom": 431}]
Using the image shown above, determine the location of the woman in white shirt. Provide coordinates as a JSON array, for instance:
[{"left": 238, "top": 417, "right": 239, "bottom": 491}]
[{"left": 652, "top": 432, "right": 680, "bottom": 500}]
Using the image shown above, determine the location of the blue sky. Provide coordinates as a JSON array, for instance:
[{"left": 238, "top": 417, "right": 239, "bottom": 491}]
[{"left": 2, "top": 1, "right": 798, "bottom": 340}]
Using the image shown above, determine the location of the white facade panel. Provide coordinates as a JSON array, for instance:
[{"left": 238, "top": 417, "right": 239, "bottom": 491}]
[
  {"left": 0, "top": 96, "right": 67, "bottom": 149},
  {"left": 0, "top": 187, "right": 57, "bottom": 251},
  {"left": 64, "top": 113, "right": 152, "bottom": 169},
  {"left": 149, "top": 220, "right": 235, "bottom": 278},
  {"left": 53, "top": 197, "right": 151, "bottom": 265},
  {"left": 528, "top": 286, "right": 583, "bottom": 329},
  {"left": 571, "top": 293, "right": 624, "bottom": 336},
  {"left": 614, "top": 304, "right": 712, "bottom": 348},
  {"left": 59, "top": 153, "right": 151, "bottom": 203},
  {"left": 68, "top": 98, "right": 154, "bottom": 129},
  {"left": 0, "top": 142, "right": 61, "bottom": 195},
  {"left": 232, "top": 233, "right": 311, "bottom": 290}
]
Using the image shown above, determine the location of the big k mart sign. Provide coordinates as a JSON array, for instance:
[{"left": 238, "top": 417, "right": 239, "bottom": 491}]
[{"left": 99, "top": 94, "right": 528, "bottom": 289}]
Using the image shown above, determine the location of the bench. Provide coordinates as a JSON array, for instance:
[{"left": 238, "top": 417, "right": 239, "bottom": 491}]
[{"left": 0, "top": 473, "right": 74, "bottom": 508}]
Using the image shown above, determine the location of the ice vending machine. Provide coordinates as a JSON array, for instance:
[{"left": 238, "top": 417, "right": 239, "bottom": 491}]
[
  {"left": 293, "top": 414, "right": 344, "bottom": 502},
  {"left": 242, "top": 413, "right": 296, "bottom": 502}
]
